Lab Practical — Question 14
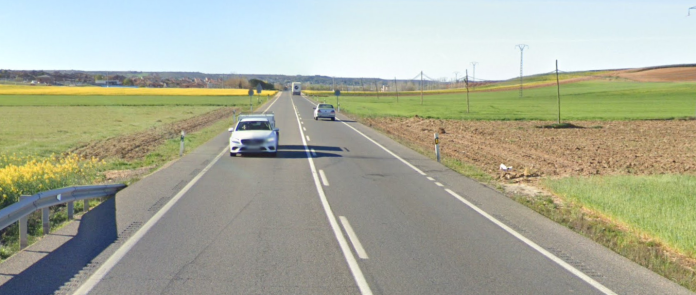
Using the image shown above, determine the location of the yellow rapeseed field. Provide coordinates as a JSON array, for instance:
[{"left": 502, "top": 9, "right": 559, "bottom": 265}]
[
  {"left": 0, "top": 154, "right": 103, "bottom": 209},
  {"left": 0, "top": 85, "right": 277, "bottom": 97}
]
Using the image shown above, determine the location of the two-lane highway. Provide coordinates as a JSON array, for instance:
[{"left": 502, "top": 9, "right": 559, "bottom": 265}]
[{"left": 75, "top": 91, "right": 693, "bottom": 295}]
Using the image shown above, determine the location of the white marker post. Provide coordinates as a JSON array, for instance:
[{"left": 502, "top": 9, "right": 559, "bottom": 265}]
[
  {"left": 434, "top": 133, "right": 440, "bottom": 163},
  {"left": 179, "top": 130, "right": 185, "bottom": 157}
]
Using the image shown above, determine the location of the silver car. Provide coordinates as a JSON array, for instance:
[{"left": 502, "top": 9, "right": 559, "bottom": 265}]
[{"left": 313, "top": 104, "right": 336, "bottom": 121}]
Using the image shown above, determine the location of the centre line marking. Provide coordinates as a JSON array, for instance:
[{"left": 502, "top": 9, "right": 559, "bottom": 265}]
[
  {"left": 434, "top": 182, "right": 444, "bottom": 187},
  {"left": 427, "top": 177, "right": 435, "bottom": 181},
  {"left": 339, "top": 216, "right": 369, "bottom": 259},
  {"left": 319, "top": 170, "right": 330, "bottom": 186},
  {"left": 303, "top": 127, "right": 307, "bottom": 131},
  {"left": 290, "top": 96, "right": 372, "bottom": 295},
  {"left": 306, "top": 135, "right": 311, "bottom": 142}
]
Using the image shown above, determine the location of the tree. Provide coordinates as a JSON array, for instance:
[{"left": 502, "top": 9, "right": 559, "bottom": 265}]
[
  {"left": 94, "top": 74, "right": 104, "bottom": 80},
  {"left": 123, "top": 78, "right": 134, "bottom": 86},
  {"left": 248, "top": 78, "right": 275, "bottom": 90}
]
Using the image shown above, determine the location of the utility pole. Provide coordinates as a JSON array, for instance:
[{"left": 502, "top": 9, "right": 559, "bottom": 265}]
[
  {"left": 516, "top": 44, "right": 529, "bottom": 98},
  {"left": 471, "top": 62, "right": 478, "bottom": 90},
  {"left": 394, "top": 77, "right": 399, "bottom": 103},
  {"left": 420, "top": 71, "right": 424, "bottom": 105},
  {"left": 556, "top": 60, "right": 561, "bottom": 124},
  {"left": 332, "top": 76, "right": 335, "bottom": 91},
  {"left": 453, "top": 71, "right": 459, "bottom": 89},
  {"left": 465, "top": 70, "right": 470, "bottom": 113},
  {"left": 361, "top": 78, "right": 364, "bottom": 91}
]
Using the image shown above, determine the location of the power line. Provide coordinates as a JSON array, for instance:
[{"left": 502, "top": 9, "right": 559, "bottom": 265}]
[{"left": 515, "top": 44, "right": 529, "bottom": 98}]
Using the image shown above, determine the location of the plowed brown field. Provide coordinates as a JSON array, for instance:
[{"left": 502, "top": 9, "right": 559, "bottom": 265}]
[
  {"left": 616, "top": 67, "right": 696, "bottom": 82},
  {"left": 366, "top": 117, "right": 696, "bottom": 179}
]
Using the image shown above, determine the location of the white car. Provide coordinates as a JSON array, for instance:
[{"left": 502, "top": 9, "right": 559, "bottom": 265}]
[
  {"left": 313, "top": 104, "right": 336, "bottom": 121},
  {"left": 228, "top": 114, "right": 279, "bottom": 157}
]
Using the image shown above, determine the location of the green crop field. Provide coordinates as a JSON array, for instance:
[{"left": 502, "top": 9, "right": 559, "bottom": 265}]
[
  {"left": 0, "top": 94, "right": 275, "bottom": 156},
  {"left": 0, "top": 106, "right": 220, "bottom": 157},
  {"left": 0, "top": 94, "right": 274, "bottom": 106},
  {"left": 314, "top": 81, "right": 696, "bottom": 120}
]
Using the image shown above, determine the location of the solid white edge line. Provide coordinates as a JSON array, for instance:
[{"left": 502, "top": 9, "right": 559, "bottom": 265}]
[
  {"left": 434, "top": 182, "right": 444, "bottom": 187},
  {"left": 340, "top": 121, "right": 426, "bottom": 176},
  {"left": 319, "top": 169, "right": 330, "bottom": 186},
  {"left": 291, "top": 96, "right": 373, "bottom": 295},
  {"left": 263, "top": 92, "right": 282, "bottom": 113},
  {"left": 73, "top": 147, "right": 228, "bottom": 295},
  {"left": 443, "top": 189, "right": 616, "bottom": 295},
  {"left": 300, "top": 94, "right": 616, "bottom": 295},
  {"left": 339, "top": 216, "right": 369, "bottom": 259}
]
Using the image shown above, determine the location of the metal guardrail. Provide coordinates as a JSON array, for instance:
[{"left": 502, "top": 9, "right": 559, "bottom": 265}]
[{"left": 0, "top": 184, "right": 126, "bottom": 249}]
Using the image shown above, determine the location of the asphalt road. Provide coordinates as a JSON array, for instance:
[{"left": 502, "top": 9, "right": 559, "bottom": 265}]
[{"left": 66, "top": 91, "right": 691, "bottom": 295}]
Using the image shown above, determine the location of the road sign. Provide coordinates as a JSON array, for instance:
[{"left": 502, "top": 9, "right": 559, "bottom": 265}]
[
  {"left": 257, "top": 84, "right": 262, "bottom": 94},
  {"left": 248, "top": 89, "right": 254, "bottom": 96},
  {"left": 334, "top": 90, "right": 341, "bottom": 96}
]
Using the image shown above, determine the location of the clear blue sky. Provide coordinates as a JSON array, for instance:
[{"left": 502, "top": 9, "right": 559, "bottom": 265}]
[{"left": 1, "top": 0, "right": 695, "bottom": 81}]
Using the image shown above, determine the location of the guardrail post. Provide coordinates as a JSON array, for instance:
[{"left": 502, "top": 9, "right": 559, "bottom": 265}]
[
  {"left": 67, "top": 201, "right": 74, "bottom": 220},
  {"left": 42, "top": 207, "right": 50, "bottom": 235},
  {"left": 19, "top": 195, "right": 29, "bottom": 250},
  {"left": 84, "top": 199, "right": 90, "bottom": 212}
]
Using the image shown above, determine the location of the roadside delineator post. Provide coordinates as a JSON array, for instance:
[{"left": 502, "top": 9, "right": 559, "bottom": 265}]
[
  {"left": 179, "top": 130, "right": 185, "bottom": 157},
  {"left": 435, "top": 133, "right": 441, "bottom": 163}
]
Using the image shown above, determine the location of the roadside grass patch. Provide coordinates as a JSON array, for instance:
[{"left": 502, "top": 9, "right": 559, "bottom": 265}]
[{"left": 543, "top": 175, "right": 696, "bottom": 257}]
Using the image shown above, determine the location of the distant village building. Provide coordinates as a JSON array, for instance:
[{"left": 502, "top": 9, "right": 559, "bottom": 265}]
[
  {"left": 36, "top": 75, "right": 53, "bottom": 85},
  {"left": 95, "top": 80, "right": 122, "bottom": 86}
]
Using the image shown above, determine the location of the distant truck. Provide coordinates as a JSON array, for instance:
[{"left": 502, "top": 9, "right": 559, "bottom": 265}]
[
  {"left": 291, "top": 82, "right": 301, "bottom": 95},
  {"left": 228, "top": 113, "right": 279, "bottom": 157}
]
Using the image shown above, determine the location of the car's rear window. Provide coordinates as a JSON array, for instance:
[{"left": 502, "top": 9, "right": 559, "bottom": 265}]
[{"left": 318, "top": 104, "right": 334, "bottom": 109}]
